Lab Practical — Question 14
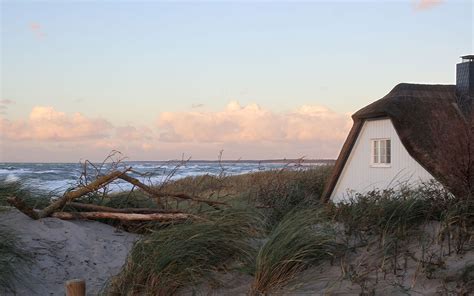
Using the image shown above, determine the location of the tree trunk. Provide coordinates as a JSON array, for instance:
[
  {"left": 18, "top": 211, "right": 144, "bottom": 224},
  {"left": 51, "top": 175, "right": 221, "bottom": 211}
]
[
  {"left": 51, "top": 211, "right": 202, "bottom": 221},
  {"left": 67, "top": 202, "right": 183, "bottom": 214}
]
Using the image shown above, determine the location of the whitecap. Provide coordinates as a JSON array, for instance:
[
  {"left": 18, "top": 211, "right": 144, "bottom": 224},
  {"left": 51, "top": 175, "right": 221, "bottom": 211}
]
[{"left": 4, "top": 174, "right": 20, "bottom": 183}]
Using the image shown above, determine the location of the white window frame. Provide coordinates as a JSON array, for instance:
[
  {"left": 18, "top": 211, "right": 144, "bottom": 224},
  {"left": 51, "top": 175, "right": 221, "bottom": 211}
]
[{"left": 370, "top": 138, "right": 391, "bottom": 167}]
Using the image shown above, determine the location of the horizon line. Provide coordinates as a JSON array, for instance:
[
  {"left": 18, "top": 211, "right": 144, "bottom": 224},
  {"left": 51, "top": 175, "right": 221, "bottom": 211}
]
[{"left": 0, "top": 158, "right": 337, "bottom": 164}]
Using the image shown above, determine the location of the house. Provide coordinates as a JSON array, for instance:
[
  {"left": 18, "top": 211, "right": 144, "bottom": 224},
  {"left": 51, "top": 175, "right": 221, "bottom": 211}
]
[{"left": 323, "top": 56, "right": 474, "bottom": 203}]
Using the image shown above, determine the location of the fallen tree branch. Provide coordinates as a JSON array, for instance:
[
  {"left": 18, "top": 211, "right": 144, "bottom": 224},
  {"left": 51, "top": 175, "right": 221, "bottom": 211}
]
[
  {"left": 51, "top": 211, "right": 202, "bottom": 221},
  {"left": 68, "top": 202, "right": 183, "bottom": 214},
  {"left": 38, "top": 169, "right": 130, "bottom": 219},
  {"left": 6, "top": 196, "right": 39, "bottom": 219},
  {"left": 8, "top": 167, "right": 224, "bottom": 224},
  {"left": 118, "top": 174, "right": 229, "bottom": 208}
]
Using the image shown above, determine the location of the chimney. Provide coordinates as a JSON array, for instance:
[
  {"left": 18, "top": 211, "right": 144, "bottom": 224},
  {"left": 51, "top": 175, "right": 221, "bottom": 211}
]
[{"left": 456, "top": 55, "right": 474, "bottom": 97}]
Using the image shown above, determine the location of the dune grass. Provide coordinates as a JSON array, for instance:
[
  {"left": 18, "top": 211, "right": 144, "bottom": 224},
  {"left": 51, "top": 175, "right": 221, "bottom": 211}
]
[
  {"left": 0, "top": 181, "right": 34, "bottom": 293},
  {"left": 333, "top": 188, "right": 432, "bottom": 242},
  {"left": 0, "top": 222, "right": 31, "bottom": 294},
  {"left": 332, "top": 184, "right": 473, "bottom": 251},
  {"left": 107, "top": 207, "right": 264, "bottom": 295},
  {"left": 161, "top": 166, "right": 333, "bottom": 228},
  {"left": 250, "top": 208, "right": 343, "bottom": 295},
  {"left": 0, "top": 180, "right": 51, "bottom": 209}
]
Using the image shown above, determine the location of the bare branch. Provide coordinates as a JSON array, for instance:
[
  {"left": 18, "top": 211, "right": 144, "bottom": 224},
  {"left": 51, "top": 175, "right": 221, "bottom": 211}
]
[
  {"left": 38, "top": 169, "right": 131, "bottom": 219},
  {"left": 117, "top": 174, "right": 229, "bottom": 208}
]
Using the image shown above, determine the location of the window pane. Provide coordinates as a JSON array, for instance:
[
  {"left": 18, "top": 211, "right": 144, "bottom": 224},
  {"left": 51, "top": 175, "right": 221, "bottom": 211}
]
[
  {"left": 372, "top": 141, "right": 377, "bottom": 163},
  {"left": 380, "top": 141, "right": 386, "bottom": 163},
  {"left": 386, "top": 140, "right": 391, "bottom": 163},
  {"left": 373, "top": 141, "right": 378, "bottom": 163}
]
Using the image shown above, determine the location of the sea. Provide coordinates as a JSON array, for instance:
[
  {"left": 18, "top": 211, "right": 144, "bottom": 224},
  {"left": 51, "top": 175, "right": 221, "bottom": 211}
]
[{"left": 0, "top": 160, "right": 332, "bottom": 193}]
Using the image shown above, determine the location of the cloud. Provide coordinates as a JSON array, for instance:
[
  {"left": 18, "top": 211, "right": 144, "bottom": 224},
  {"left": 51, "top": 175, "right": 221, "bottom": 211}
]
[
  {"left": 191, "top": 103, "right": 204, "bottom": 109},
  {"left": 1, "top": 103, "right": 352, "bottom": 161},
  {"left": 115, "top": 125, "right": 155, "bottom": 143},
  {"left": 0, "top": 99, "right": 14, "bottom": 116},
  {"left": 0, "top": 106, "right": 112, "bottom": 141},
  {"left": 0, "top": 99, "right": 14, "bottom": 105},
  {"left": 157, "top": 101, "right": 351, "bottom": 144},
  {"left": 29, "top": 22, "right": 45, "bottom": 39},
  {"left": 414, "top": 0, "right": 443, "bottom": 11}
]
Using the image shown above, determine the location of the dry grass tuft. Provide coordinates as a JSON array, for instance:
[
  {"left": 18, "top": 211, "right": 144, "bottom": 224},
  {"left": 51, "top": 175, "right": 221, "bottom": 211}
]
[{"left": 251, "top": 208, "right": 343, "bottom": 294}]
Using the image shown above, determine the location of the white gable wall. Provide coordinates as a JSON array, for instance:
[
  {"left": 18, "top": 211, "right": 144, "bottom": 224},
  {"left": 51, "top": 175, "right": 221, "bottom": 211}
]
[{"left": 330, "top": 118, "right": 436, "bottom": 203}]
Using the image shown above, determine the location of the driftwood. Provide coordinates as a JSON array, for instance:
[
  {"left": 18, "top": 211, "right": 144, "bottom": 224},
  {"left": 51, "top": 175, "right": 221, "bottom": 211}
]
[
  {"left": 68, "top": 202, "right": 183, "bottom": 214},
  {"left": 51, "top": 211, "right": 200, "bottom": 221},
  {"left": 38, "top": 170, "right": 129, "bottom": 219},
  {"left": 118, "top": 174, "right": 229, "bottom": 208},
  {"left": 7, "top": 168, "right": 225, "bottom": 223}
]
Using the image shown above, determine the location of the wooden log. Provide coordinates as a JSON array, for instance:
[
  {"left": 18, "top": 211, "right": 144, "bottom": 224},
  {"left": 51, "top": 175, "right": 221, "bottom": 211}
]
[
  {"left": 118, "top": 174, "right": 228, "bottom": 208},
  {"left": 67, "top": 202, "right": 183, "bottom": 214},
  {"left": 6, "top": 196, "right": 39, "bottom": 220},
  {"left": 38, "top": 169, "right": 129, "bottom": 219},
  {"left": 65, "top": 279, "right": 85, "bottom": 296},
  {"left": 51, "top": 211, "right": 202, "bottom": 221}
]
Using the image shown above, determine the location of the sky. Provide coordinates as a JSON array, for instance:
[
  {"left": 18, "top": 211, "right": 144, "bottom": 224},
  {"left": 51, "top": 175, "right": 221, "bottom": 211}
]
[{"left": 0, "top": 0, "right": 472, "bottom": 162}]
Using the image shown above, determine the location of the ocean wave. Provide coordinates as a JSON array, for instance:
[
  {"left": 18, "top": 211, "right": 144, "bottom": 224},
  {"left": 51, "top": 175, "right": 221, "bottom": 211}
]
[
  {"left": 0, "top": 162, "right": 323, "bottom": 193},
  {"left": 0, "top": 168, "right": 33, "bottom": 174},
  {"left": 32, "top": 170, "right": 60, "bottom": 174},
  {"left": 4, "top": 174, "right": 20, "bottom": 183}
]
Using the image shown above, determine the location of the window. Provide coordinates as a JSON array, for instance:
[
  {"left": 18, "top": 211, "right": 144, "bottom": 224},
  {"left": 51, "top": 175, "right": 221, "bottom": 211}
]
[{"left": 371, "top": 139, "right": 391, "bottom": 166}]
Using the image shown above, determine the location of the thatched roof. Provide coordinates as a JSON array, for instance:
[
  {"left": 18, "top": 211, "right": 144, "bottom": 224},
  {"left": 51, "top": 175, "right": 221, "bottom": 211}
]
[{"left": 322, "top": 83, "right": 474, "bottom": 202}]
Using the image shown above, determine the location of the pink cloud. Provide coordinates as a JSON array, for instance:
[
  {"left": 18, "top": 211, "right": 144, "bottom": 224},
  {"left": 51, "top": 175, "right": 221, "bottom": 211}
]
[
  {"left": 157, "top": 101, "right": 351, "bottom": 144},
  {"left": 29, "top": 22, "right": 45, "bottom": 39},
  {"left": 115, "top": 125, "right": 154, "bottom": 142},
  {"left": 0, "top": 106, "right": 112, "bottom": 141},
  {"left": 414, "top": 0, "right": 443, "bottom": 11},
  {"left": 0, "top": 103, "right": 352, "bottom": 161},
  {"left": 0, "top": 99, "right": 14, "bottom": 117},
  {"left": 0, "top": 99, "right": 14, "bottom": 105}
]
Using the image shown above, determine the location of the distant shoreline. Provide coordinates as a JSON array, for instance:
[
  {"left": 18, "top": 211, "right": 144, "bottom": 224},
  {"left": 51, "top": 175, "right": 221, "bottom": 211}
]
[
  {"left": 0, "top": 159, "right": 336, "bottom": 165},
  {"left": 132, "top": 159, "right": 336, "bottom": 164}
]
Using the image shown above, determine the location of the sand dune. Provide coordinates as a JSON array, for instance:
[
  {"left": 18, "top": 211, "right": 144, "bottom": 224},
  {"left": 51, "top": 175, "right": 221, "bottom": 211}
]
[{"left": 0, "top": 209, "right": 138, "bottom": 295}]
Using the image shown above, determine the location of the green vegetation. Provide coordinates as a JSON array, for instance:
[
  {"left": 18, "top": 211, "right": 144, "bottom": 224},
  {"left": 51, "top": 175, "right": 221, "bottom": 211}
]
[
  {"left": 105, "top": 167, "right": 336, "bottom": 294},
  {"left": 107, "top": 207, "right": 263, "bottom": 295},
  {"left": 0, "top": 180, "right": 51, "bottom": 209},
  {"left": 332, "top": 184, "right": 473, "bottom": 253},
  {"left": 0, "top": 223, "right": 30, "bottom": 294},
  {"left": 251, "top": 208, "right": 343, "bottom": 294}
]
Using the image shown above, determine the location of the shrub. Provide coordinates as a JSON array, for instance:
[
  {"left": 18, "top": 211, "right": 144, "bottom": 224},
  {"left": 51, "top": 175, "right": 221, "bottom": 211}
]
[
  {"left": 249, "top": 166, "right": 332, "bottom": 229},
  {"left": 333, "top": 187, "right": 436, "bottom": 242}
]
